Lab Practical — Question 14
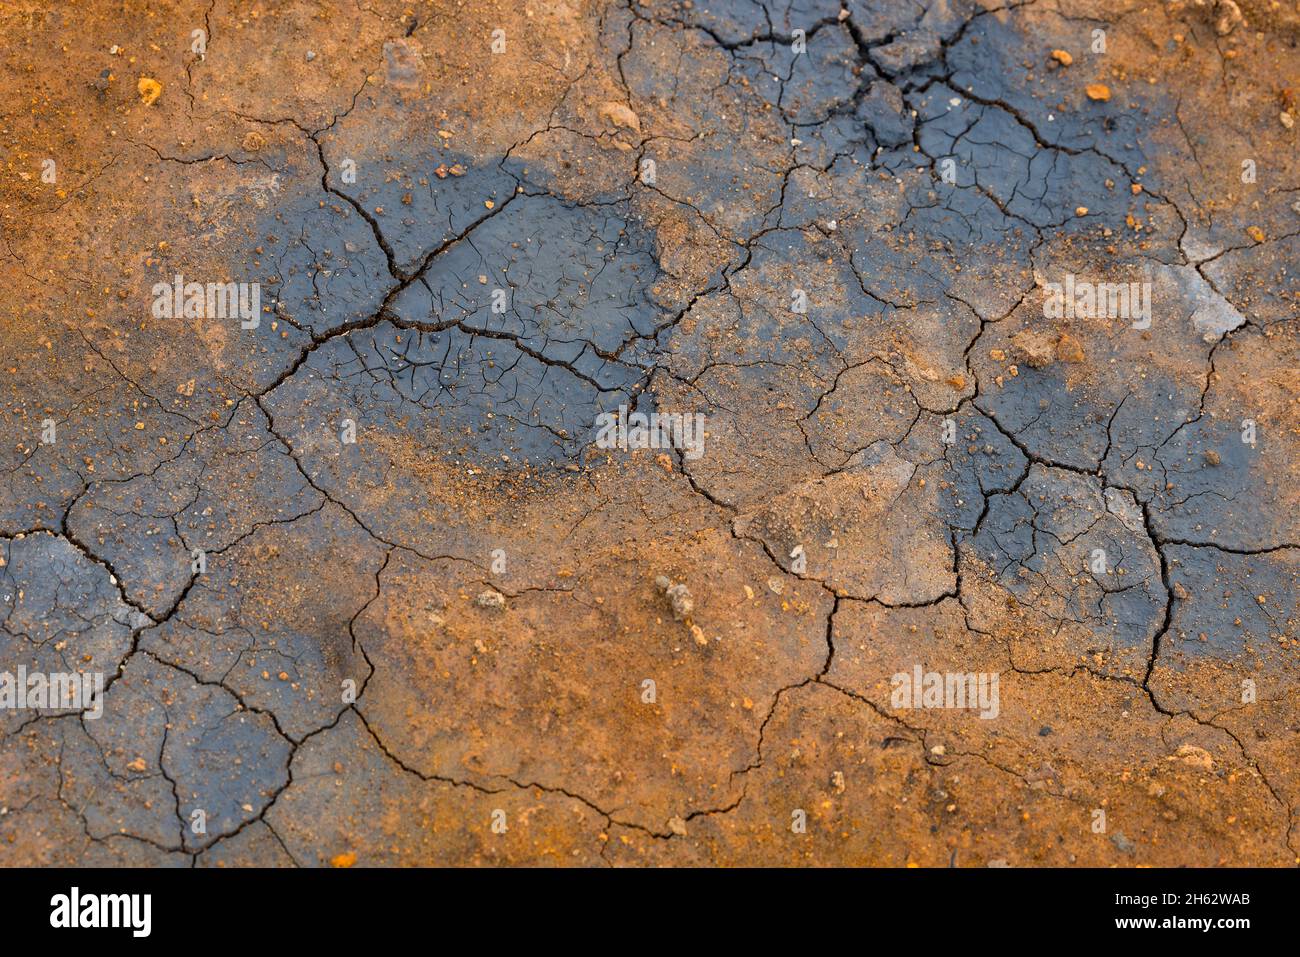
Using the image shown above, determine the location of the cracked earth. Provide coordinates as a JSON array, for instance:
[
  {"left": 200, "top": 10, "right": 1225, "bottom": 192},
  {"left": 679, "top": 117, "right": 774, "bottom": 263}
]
[{"left": 1, "top": 0, "right": 1298, "bottom": 867}]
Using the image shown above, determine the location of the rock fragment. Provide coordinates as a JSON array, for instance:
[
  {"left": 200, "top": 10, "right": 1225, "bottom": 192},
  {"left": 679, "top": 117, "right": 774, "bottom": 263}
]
[
  {"left": 1174, "top": 744, "right": 1214, "bottom": 771},
  {"left": 1010, "top": 328, "right": 1058, "bottom": 369},
  {"left": 598, "top": 101, "right": 641, "bottom": 133},
  {"left": 475, "top": 590, "right": 507, "bottom": 611},
  {"left": 137, "top": 77, "right": 161, "bottom": 105},
  {"left": 654, "top": 575, "right": 694, "bottom": 621}
]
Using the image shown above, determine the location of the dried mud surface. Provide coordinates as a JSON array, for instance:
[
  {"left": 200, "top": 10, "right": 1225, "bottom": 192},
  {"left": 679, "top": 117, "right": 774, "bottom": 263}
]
[{"left": 0, "top": 0, "right": 1297, "bottom": 867}]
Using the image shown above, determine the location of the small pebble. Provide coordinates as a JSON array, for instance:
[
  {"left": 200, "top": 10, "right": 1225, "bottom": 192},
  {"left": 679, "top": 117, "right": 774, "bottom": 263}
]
[{"left": 475, "top": 590, "right": 506, "bottom": 610}]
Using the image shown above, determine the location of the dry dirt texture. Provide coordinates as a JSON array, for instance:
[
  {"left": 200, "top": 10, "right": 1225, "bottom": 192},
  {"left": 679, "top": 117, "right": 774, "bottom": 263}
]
[{"left": 0, "top": 0, "right": 1297, "bottom": 867}]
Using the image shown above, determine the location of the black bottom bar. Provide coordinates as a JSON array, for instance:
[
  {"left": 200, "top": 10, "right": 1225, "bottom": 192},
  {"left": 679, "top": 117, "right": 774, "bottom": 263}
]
[{"left": 0, "top": 866, "right": 1277, "bottom": 944}]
